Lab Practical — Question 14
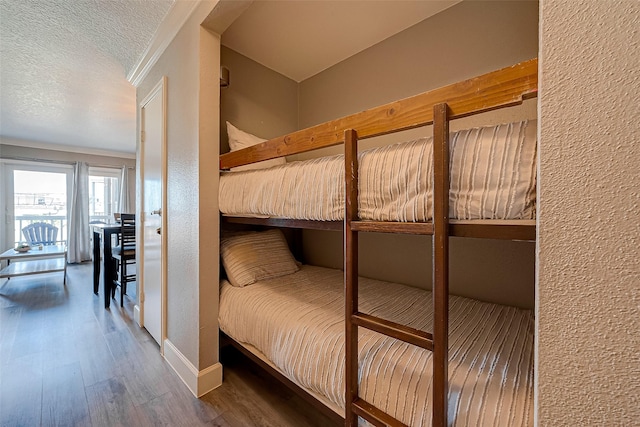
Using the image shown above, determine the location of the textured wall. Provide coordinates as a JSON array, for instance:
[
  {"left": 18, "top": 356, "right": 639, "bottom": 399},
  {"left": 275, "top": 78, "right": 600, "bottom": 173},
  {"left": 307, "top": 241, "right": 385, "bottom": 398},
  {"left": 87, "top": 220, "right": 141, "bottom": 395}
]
[
  {"left": 198, "top": 27, "right": 221, "bottom": 368},
  {"left": 136, "top": 2, "right": 219, "bottom": 369},
  {"left": 537, "top": 0, "right": 640, "bottom": 424},
  {"left": 137, "top": 17, "right": 200, "bottom": 367}
]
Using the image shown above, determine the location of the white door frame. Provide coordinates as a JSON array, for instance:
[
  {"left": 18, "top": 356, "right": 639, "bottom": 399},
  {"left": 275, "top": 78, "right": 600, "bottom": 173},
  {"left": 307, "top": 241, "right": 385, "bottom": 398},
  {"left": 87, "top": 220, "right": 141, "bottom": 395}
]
[{"left": 135, "top": 76, "right": 167, "bottom": 354}]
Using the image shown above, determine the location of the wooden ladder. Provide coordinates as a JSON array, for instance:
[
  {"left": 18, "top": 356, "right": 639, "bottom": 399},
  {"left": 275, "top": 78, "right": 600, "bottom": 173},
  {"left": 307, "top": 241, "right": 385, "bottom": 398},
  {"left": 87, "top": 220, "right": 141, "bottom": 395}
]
[{"left": 344, "top": 103, "right": 450, "bottom": 427}]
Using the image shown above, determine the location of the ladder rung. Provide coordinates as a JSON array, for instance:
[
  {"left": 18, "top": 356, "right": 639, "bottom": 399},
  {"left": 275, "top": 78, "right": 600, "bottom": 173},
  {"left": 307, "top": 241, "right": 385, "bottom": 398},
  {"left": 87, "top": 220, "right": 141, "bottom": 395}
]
[
  {"left": 352, "top": 398, "right": 408, "bottom": 427},
  {"left": 351, "top": 221, "right": 434, "bottom": 235},
  {"left": 352, "top": 313, "right": 433, "bottom": 350},
  {"left": 449, "top": 222, "right": 535, "bottom": 240}
]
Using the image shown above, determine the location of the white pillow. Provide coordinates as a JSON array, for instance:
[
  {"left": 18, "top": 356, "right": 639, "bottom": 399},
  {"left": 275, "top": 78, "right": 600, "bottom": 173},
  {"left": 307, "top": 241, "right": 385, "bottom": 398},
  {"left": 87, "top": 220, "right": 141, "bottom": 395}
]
[
  {"left": 220, "top": 229, "right": 299, "bottom": 287},
  {"left": 226, "top": 121, "right": 286, "bottom": 171}
]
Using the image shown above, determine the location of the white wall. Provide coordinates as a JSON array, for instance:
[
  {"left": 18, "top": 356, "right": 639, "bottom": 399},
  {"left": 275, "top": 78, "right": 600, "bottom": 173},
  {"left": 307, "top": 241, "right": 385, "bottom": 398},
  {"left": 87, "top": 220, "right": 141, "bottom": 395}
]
[{"left": 537, "top": 0, "right": 640, "bottom": 424}]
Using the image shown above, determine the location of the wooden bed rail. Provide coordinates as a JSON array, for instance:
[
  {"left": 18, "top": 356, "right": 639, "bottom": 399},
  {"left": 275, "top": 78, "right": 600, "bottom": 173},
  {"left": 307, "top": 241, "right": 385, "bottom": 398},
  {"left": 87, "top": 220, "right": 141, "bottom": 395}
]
[
  {"left": 219, "top": 58, "right": 537, "bottom": 170},
  {"left": 221, "top": 216, "right": 536, "bottom": 241}
]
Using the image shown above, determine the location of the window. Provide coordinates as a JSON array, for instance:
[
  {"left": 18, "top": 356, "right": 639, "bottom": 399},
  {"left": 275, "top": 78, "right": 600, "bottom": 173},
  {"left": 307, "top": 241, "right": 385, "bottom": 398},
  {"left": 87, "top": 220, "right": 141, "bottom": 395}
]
[
  {"left": 89, "top": 167, "right": 121, "bottom": 224},
  {"left": 2, "top": 163, "right": 73, "bottom": 247}
]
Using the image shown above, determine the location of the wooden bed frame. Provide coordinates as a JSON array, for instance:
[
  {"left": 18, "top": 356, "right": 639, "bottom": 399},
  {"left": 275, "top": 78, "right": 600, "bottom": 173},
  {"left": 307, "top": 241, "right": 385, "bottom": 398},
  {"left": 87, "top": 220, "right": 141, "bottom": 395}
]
[{"left": 219, "top": 58, "right": 538, "bottom": 427}]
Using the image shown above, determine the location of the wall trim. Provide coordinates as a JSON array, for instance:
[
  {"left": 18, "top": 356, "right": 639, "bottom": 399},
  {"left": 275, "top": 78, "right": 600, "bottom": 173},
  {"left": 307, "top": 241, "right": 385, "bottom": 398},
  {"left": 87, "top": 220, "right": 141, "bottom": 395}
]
[
  {"left": 0, "top": 138, "right": 135, "bottom": 159},
  {"left": 134, "top": 304, "right": 142, "bottom": 327},
  {"left": 127, "top": 0, "right": 202, "bottom": 87},
  {"left": 163, "top": 338, "right": 223, "bottom": 397}
]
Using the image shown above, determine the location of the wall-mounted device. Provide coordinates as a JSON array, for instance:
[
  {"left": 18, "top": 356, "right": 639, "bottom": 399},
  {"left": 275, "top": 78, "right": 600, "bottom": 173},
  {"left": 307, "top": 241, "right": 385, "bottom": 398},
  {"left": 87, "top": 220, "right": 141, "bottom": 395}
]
[{"left": 220, "top": 66, "right": 230, "bottom": 88}]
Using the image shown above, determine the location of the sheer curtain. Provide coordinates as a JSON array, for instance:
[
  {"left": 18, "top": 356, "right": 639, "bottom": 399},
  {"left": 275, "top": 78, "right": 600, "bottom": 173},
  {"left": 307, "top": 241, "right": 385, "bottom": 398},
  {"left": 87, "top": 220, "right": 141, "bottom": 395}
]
[
  {"left": 118, "top": 166, "right": 132, "bottom": 213},
  {"left": 68, "top": 161, "right": 90, "bottom": 263}
]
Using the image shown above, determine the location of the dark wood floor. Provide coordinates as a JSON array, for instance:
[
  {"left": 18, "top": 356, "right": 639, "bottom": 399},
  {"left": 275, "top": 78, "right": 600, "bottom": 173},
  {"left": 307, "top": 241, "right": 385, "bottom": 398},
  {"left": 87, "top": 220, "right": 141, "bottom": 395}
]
[{"left": 0, "top": 263, "right": 340, "bottom": 427}]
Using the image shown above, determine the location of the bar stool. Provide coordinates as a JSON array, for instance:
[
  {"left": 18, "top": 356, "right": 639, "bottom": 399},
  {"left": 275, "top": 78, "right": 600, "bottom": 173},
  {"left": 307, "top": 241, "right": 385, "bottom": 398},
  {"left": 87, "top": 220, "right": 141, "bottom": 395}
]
[{"left": 111, "top": 213, "right": 136, "bottom": 307}]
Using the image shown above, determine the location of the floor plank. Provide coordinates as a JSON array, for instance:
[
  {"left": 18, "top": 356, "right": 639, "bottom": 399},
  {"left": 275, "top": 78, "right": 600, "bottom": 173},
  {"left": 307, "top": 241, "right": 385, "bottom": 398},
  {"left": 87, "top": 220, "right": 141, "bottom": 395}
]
[
  {"left": 85, "top": 377, "right": 143, "bottom": 427},
  {"left": 0, "top": 352, "right": 43, "bottom": 427},
  {"left": 202, "top": 346, "right": 340, "bottom": 427},
  {"left": 0, "top": 263, "right": 341, "bottom": 427},
  {"left": 75, "top": 319, "right": 119, "bottom": 387},
  {"left": 41, "top": 362, "right": 91, "bottom": 427}
]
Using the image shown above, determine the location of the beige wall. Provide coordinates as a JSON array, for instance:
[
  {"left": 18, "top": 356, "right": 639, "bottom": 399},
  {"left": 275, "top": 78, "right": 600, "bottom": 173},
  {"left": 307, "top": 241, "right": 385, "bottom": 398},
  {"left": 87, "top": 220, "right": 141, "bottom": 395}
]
[
  {"left": 128, "top": 0, "right": 639, "bottom": 419},
  {"left": 136, "top": 2, "right": 219, "bottom": 370},
  {"left": 220, "top": 46, "right": 298, "bottom": 153},
  {"left": 198, "top": 26, "right": 221, "bottom": 369},
  {"left": 298, "top": 0, "right": 539, "bottom": 308},
  {"left": 298, "top": 1, "right": 538, "bottom": 129},
  {"left": 132, "top": 0, "right": 640, "bottom": 419},
  {"left": 537, "top": 0, "right": 640, "bottom": 424}
]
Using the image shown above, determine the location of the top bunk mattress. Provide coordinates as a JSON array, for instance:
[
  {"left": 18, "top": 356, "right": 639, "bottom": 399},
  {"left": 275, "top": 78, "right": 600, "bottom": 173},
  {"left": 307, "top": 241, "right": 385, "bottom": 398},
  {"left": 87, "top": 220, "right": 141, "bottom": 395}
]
[{"left": 219, "top": 120, "right": 537, "bottom": 222}]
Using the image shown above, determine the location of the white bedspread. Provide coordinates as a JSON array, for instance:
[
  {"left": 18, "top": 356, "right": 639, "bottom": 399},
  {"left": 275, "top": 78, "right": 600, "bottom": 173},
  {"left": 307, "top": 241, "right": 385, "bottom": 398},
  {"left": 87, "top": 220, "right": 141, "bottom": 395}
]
[
  {"left": 219, "top": 265, "right": 534, "bottom": 426},
  {"left": 219, "top": 121, "right": 536, "bottom": 221}
]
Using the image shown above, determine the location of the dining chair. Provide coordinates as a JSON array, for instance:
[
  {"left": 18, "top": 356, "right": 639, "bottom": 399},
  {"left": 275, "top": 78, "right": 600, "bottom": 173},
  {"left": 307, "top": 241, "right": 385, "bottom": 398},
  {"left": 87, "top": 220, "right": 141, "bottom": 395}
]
[
  {"left": 111, "top": 213, "right": 136, "bottom": 307},
  {"left": 22, "top": 222, "right": 58, "bottom": 246}
]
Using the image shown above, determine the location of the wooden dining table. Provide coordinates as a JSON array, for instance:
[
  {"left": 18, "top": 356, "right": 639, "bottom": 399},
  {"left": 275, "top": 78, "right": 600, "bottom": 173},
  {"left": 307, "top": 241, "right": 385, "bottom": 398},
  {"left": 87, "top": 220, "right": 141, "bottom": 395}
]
[{"left": 91, "top": 223, "right": 121, "bottom": 308}]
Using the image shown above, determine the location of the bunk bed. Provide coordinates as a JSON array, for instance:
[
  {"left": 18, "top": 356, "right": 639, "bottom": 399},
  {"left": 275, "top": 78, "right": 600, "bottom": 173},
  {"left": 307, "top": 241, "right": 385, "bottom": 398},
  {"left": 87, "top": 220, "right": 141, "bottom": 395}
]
[{"left": 218, "top": 58, "right": 538, "bottom": 427}]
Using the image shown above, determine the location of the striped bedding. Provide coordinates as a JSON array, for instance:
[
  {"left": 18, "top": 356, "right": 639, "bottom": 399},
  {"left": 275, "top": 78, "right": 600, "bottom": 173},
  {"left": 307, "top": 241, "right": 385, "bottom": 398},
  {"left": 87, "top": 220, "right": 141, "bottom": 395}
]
[
  {"left": 219, "top": 121, "right": 537, "bottom": 221},
  {"left": 219, "top": 265, "right": 534, "bottom": 426}
]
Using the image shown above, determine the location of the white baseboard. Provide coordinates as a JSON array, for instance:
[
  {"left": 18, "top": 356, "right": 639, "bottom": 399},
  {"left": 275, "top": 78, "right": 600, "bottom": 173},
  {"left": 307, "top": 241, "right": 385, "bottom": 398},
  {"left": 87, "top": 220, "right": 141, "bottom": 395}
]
[
  {"left": 163, "top": 338, "right": 223, "bottom": 397},
  {"left": 134, "top": 305, "right": 141, "bottom": 327}
]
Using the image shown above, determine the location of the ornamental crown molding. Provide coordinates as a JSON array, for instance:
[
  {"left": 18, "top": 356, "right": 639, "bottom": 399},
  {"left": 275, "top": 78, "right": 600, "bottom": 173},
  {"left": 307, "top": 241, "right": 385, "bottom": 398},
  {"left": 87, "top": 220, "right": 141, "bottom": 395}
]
[{"left": 127, "top": 0, "right": 202, "bottom": 87}]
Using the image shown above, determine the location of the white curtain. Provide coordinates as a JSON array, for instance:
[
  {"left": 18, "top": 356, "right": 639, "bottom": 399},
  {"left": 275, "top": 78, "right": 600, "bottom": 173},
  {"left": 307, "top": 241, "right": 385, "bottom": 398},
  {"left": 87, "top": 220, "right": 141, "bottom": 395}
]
[
  {"left": 68, "top": 161, "right": 91, "bottom": 263},
  {"left": 118, "top": 166, "right": 132, "bottom": 214}
]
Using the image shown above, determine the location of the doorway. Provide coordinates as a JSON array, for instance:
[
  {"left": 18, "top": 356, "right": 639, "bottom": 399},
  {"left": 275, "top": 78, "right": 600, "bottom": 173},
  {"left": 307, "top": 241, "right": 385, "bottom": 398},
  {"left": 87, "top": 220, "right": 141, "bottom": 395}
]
[
  {"left": 2, "top": 163, "right": 72, "bottom": 250},
  {"left": 138, "top": 77, "right": 167, "bottom": 349}
]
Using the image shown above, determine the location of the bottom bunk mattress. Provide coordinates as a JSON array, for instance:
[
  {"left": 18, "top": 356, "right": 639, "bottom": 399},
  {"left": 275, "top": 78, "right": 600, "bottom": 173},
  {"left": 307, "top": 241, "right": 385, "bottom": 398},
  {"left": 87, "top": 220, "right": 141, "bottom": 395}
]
[{"left": 219, "top": 265, "right": 534, "bottom": 427}]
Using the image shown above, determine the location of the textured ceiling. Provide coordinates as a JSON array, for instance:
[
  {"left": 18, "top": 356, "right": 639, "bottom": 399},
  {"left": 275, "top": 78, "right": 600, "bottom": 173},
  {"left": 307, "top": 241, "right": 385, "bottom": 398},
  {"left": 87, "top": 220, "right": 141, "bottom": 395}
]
[
  {"left": 0, "top": 0, "right": 459, "bottom": 156},
  {"left": 0, "top": 0, "right": 173, "bottom": 155}
]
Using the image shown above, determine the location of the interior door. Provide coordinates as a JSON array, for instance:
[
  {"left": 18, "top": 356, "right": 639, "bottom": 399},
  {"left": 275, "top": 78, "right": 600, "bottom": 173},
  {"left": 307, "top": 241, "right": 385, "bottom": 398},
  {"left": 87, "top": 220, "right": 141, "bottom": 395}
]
[{"left": 140, "top": 77, "right": 166, "bottom": 347}]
